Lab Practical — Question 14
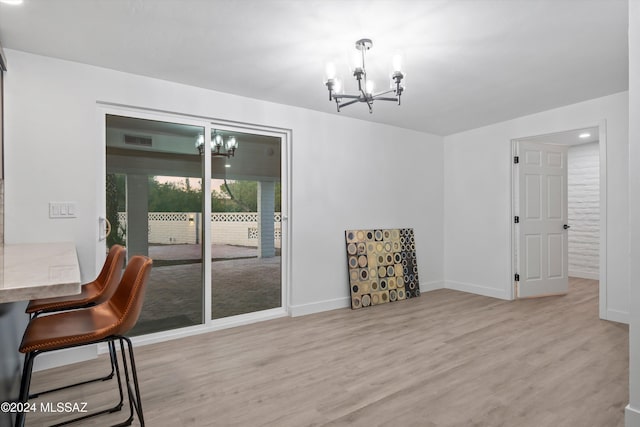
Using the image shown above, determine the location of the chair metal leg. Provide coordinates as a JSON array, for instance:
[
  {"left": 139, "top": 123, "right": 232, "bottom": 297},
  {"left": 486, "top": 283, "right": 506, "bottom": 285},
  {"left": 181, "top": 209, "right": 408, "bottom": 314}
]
[
  {"left": 15, "top": 336, "right": 143, "bottom": 427},
  {"left": 29, "top": 342, "right": 117, "bottom": 399},
  {"left": 15, "top": 351, "right": 36, "bottom": 427},
  {"left": 48, "top": 340, "right": 126, "bottom": 427},
  {"left": 123, "top": 336, "right": 144, "bottom": 426},
  {"left": 108, "top": 340, "right": 126, "bottom": 413},
  {"left": 103, "top": 336, "right": 144, "bottom": 427}
]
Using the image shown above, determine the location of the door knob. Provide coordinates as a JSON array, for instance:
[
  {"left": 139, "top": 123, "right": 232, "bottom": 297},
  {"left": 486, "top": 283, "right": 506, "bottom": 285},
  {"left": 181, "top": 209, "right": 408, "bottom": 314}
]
[{"left": 563, "top": 224, "right": 570, "bottom": 230}]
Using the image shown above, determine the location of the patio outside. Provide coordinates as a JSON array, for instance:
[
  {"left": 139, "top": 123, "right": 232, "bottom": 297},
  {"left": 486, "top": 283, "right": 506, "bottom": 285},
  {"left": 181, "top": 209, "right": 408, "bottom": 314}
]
[{"left": 116, "top": 210, "right": 282, "bottom": 336}]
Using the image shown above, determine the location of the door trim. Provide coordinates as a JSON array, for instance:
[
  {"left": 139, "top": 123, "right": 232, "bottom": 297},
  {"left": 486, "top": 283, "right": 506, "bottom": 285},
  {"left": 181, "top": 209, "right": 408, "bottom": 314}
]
[{"left": 510, "top": 120, "right": 607, "bottom": 319}]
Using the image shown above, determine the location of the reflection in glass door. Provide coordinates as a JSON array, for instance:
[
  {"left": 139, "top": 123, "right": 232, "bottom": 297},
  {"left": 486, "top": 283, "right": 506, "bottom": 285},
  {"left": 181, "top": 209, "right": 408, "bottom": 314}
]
[
  {"left": 106, "top": 115, "right": 204, "bottom": 335},
  {"left": 209, "top": 129, "right": 282, "bottom": 319}
]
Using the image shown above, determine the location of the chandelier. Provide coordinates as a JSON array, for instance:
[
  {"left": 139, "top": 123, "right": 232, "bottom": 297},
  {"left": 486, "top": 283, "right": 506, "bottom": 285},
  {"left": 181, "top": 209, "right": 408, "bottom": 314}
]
[
  {"left": 195, "top": 131, "right": 238, "bottom": 157},
  {"left": 324, "top": 38, "right": 405, "bottom": 113}
]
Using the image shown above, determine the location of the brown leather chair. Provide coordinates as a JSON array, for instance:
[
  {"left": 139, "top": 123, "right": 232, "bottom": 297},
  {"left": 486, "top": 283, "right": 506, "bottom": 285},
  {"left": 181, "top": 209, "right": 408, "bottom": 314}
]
[
  {"left": 26, "top": 244, "right": 126, "bottom": 317},
  {"left": 24, "top": 244, "right": 126, "bottom": 400},
  {"left": 15, "top": 255, "right": 153, "bottom": 427}
]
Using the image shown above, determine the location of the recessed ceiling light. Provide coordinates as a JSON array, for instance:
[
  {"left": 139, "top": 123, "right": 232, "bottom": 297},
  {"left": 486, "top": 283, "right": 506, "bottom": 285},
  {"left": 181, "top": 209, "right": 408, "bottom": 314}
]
[
  {"left": 225, "top": 164, "right": 231, "bottom": 168},
  {"left": 0, "top": 0, "right": 24, "bottom": 5},
  {"left": 579, "top": 133, "right": 591, "bottom": 139}
]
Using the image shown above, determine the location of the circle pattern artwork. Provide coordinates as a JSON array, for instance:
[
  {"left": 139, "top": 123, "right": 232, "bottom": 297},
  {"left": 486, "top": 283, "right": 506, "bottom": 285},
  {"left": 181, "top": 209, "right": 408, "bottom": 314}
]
[
  {"left": 362, "top": 294, "right": 371, "bottom": 306},
  {"left": 357, "top": 243, "right": 367, "bottom": 254},
  {"left": 378, "top": 266, "right": 387, "bottom": 278},
  {"left": 345, "top": 228, "right": 420, "bottom": 309},
  {"left": 350, "top": 269, "right": 359, "bottom": 281}
]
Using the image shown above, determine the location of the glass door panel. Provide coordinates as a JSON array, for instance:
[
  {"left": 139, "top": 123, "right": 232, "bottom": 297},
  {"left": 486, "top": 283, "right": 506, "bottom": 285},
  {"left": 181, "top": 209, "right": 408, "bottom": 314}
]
[
  {"left": 106, "top": 114, "right": 205, "bottom": 335},
  {"left": 209, "top": 129, "right": 282, "bottom": 319}
]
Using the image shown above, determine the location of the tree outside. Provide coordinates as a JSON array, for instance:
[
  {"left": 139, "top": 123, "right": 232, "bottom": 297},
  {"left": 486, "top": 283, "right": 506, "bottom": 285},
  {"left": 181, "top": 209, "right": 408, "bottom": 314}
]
[{"left": 106, "top": 174, "right": 281, "bottom": 221}]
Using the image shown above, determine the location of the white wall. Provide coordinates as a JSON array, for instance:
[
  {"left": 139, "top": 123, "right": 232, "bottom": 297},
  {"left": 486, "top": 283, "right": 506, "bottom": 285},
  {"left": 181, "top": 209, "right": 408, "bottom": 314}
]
[
  {"left": 568, "top": 142, "right": 600, "bottom": 279},
  {"left": 626, "top": 0, "right": 640, "bottom": 424},
  {"left": 2, "top": 49, "right": 444, "bottom": 316},
  {"left": 443, "top": 92, "right": 629, "bottom": 322}
]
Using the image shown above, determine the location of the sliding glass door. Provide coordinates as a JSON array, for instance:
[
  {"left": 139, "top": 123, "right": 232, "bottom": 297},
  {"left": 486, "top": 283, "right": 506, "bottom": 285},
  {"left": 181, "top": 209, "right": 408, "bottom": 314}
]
[
  {"left": 106, "top": 115, "right": 205, "bottom": 335},
  {"left": 106, "top": 114, "right": 286, "bottom": 335},
  {"left": 209, "top": 129, "right": 282, "bottom": 319}
]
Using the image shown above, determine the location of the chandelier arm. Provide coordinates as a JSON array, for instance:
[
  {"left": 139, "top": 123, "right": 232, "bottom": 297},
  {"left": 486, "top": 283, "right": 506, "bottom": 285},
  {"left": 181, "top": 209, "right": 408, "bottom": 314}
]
[
  {"left": 365, "top": 96, "right": 373, "bottom": 114},
  {"left": 335, "top": 94, "right": 361, "bottom": 100},
  {"left": 371, "top": 89, "right": 396, "bottom": 98},
  {"left": 372, "top": 96, "right": 399, "bottom": 102},
  {"left": 338, "top": 99, "right": 361, "bottom": 109}
]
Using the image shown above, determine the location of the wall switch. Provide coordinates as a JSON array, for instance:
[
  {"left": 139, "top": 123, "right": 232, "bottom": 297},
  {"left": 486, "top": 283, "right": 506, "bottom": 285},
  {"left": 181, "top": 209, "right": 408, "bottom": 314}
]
[{"left": 49, "top": 202, "right": 77, "bottom": 219}]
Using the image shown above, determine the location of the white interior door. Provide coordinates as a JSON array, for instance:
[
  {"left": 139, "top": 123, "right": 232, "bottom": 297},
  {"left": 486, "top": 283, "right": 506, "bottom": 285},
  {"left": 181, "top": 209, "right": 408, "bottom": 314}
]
[{"left": 515, "top": 141, "right": 569, "bottom": 298}]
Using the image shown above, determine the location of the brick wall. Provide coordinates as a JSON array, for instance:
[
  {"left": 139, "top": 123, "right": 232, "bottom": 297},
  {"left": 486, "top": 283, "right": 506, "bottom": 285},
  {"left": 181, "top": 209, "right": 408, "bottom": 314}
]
[{"left": 568, "top": 142, "right": 600, "bottom": 279}]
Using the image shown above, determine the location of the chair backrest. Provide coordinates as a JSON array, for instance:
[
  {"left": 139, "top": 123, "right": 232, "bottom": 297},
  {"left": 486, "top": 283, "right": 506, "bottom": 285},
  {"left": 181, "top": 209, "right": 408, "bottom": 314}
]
[
  {"left": 94, "top": 245, "right": 126, "bottom": 298},
  {"left": 109, "top": 255, "right": 153, "bottom": 335}
]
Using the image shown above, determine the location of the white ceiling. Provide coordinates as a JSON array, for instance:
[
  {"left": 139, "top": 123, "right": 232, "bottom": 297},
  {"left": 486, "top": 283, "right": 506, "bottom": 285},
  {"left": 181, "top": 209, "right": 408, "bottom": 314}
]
[
  {"left": 519, "top": 126, "right": 599, "bottom": 146},
  {"left": 0, "top": 0, "right": 629, "bottom": 136}
]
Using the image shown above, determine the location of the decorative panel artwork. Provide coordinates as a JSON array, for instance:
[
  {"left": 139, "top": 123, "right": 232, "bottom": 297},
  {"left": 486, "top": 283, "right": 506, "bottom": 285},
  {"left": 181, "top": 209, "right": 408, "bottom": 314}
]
[{"left": 345, "top": 228, "right": 420, "bottom": 309}]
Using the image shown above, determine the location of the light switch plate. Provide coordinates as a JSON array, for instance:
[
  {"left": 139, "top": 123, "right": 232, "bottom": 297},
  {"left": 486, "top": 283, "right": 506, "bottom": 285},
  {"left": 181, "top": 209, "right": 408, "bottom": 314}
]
[{"left": 49, "top": 202, "right": 77, "bottom": 218}]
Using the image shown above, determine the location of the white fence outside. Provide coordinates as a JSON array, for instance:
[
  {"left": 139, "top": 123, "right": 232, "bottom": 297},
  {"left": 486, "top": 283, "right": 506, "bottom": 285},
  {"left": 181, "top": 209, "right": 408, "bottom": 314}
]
[{"left": 117, "top": 212, "right": 281, "bottom": 248}]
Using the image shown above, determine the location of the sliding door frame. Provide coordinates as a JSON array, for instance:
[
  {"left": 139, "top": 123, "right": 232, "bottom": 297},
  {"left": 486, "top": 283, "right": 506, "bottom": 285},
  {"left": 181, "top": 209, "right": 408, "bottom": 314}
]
[{"left": 97, "top": 103, "right": 291, "bottom": 349}]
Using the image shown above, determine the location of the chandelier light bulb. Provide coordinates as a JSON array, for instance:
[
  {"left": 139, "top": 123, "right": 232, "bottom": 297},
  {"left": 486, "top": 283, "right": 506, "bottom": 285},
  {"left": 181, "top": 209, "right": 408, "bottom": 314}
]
[
  {"left": 325, "top": 62, "right": 336, "bottom": 81},
  {"left": 333, "top": 78, "right": 342, "bottom": 94},
  {"left": 195, "top": 134, "right": 204, "bottom": 149},
  {"left": 392, "top": 54, "right": 403, "bottom": 73},
  {"left": 213, "top": 133, "right": 224, "bottom": 148},
  {"left": 365, "top": 80, "right": 375, "bottom": 95},
  {"left": 227, "top": 136, "right": 238, "bottom": 150}
]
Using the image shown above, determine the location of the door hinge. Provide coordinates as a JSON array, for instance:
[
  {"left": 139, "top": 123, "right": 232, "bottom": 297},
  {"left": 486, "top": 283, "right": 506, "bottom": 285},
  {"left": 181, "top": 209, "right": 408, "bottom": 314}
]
[
  {"left": 514, "top": 216, "right": 519, "bottom": 224},
  {"left": 514, "top": 273, "right": 520, "bottom": 282},
  {"left": 513, "top": 156, "right": 519, "bottom": 164}
]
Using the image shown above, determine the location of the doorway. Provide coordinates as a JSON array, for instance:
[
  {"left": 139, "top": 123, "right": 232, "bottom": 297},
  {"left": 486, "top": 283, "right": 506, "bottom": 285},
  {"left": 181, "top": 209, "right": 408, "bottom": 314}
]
[{"left": 511, "top": 125, "right": 606, "bottom": 316}]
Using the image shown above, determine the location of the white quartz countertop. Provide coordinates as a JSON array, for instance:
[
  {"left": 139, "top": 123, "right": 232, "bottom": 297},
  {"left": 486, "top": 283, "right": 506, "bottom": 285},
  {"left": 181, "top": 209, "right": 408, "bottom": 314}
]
[{"left": 0, "top": 242, "right": 81, "bottom": 304}]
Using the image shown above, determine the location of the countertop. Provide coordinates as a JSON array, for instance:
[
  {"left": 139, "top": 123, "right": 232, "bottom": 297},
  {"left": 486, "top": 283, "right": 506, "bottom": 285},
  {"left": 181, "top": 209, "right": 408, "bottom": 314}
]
[{"left": 0, "top": 242, "right": 81, "bottom": 304}]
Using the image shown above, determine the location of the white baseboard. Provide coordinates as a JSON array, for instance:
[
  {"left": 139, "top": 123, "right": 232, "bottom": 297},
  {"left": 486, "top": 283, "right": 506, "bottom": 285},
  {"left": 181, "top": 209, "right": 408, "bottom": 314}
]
[
  {"left": 116, "top": 307, "right": 289, "bottom": 352},
  {"left": 569, "top": 270, "right": 600, "bottom": 280},
  {"left": 420, "top": 280, "right": 444, "bottom": 292},
  {"left": 626, "top": 404, "right": 640, "bottom": 427},
  {"left": 289, "top": 297, "right": 350, "bottom": 317},
  {"left": 290, "top": 282, "right": 443, "bottom": 317},
  {"left": 444, "top": 280, "right": 510, "bottom": 300},
  {"left": 33, "top": 345, "right": 98, "bottom": 372},
  {"left": 606, "top": 308, "right": 629, "bottom": 324}
]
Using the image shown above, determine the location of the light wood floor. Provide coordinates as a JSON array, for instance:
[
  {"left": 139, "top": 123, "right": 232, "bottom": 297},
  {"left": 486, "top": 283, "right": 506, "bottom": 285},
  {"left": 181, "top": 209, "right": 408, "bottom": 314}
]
[{"left": 26, "top": 278, "right": 628, "bottom": 426}]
